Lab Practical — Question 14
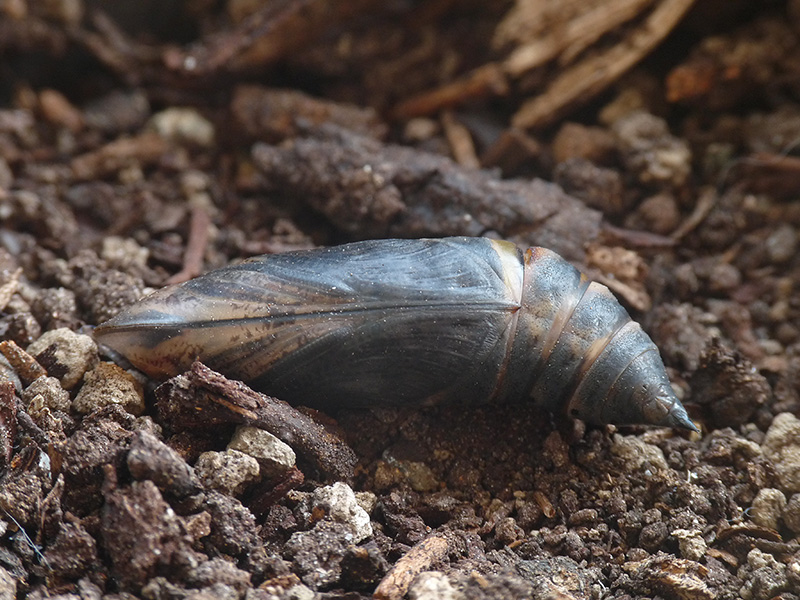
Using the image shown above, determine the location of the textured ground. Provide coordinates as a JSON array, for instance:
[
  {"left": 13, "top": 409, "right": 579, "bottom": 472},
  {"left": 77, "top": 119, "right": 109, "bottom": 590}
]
[{"left": 1, "top": 2, "right": 800, "bottom": 599}]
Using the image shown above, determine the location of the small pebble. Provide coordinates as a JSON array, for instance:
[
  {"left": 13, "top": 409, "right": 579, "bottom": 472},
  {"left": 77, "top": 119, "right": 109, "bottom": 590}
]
[
  {"left": 148, "top": 107, "right": 215, "bottom": 147},
  {"left": 83, "top": 89, "right": 150, "bottom": 134},
  {"left": 568, "top": 508, "right": 598, "bottom": 527},
  {"left": 0, "top": 355, "right": 21, "bottom": 393},
  {"left": 495, "top": 517, "right": 524, "bottom": 545},
  {"left": 195, "top": 449, "right": 260, "bottom": 496},
  {"left": 30, "top": 287, "right": 78, "bottom": 330},
  {"left": 72, "top": 362, "right": 145, "bottom": 416},
  {"left": 185, "top": 557, "right": 251, "bottom": 594},
  {"left": 21, "top": 376, "right": 70, "bottom": 412},
  {"left": 0, "top": 565, "right": 16, "bottom": 600},
  {"left": 0, "top": 267, "right": 20, "bottom": 313},
  {"left": 403, "top": 117, "right": 439, "bottom": 142},
  {"left": 247, "top": 582, "right": 315, "bottom": 600},
  {"left": 740, "top": 548, "right": 789, "bottom": 600},
  {"left": 26, "top": 328, "right": 97, "bottom": 390},
  {"left": 0, "top": 157, "right": 13, "bottom": 190},
  {"left": 630, "top": 193, "right": 681, "bottom": 235},
  {"left": 39, "top": 88, "right": 83, "bottom": 133},
  {"left": 354, "top": 491, "right": 378, "bottom": 516},
  {"left": 374, "top": 460, "right": 406, "bottom": 491},
  {"left": 100, "top": 236, "right": 150, "bottom": 273},
  {"left": 611, "top": 434, "right": 669, "bottom": 472},
  {"left": 612, "top": 111, "right": 691, "bottom": 186},
  {"left": 409, "top": 571, "right": 459, "bottom": 600},
  {"left": 708, "top": 262, "right": 741, "bottom": 294},
  {"left": 311, "top": 482, "right": 373, "bottom": 543},
  {"left": 283, "top": 521, "right": 356, "bottom": 588},
  {"left": 762, "top": 413, "right": 800, "bottom": 493},
  {"left": 227, "top": 425, "right": 295, "bottom": 478},
  {"left": 127, "top": 431, "right": 202, "bottom": 499},
  {"left": 784, "top": 494, "right": 800, "bottom": 533},
  {"left": 764, "top": 224, "right": 797, "bottom": 264},
  {"left": 286, "top": 583, "right": 316, "bottom": 600},
  {"left": 552, "top": 122, "right": 617, "bottom": 164},
  {"left": 0, "top": 469, "right": 46, "bottom": 527},
  {"left": 671, "top": 528, "right": 707, "bottom": 561},
  {"left": 750, "top": 489, "right": 786, "bottom": 530},
  {"left": 401, "top": 461, "right": 440, "bottom": 493},
  {"left": 553, "top": 157, "right": 626, "bottom": 215},
  {"left": 3, "top": 311, "right": 41, "bottom": 347}
]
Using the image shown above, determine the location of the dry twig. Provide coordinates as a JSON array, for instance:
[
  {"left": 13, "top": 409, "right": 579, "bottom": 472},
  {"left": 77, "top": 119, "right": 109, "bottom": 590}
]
[{"left": 155, "top": 362, "right": 358, "bottom": 482}]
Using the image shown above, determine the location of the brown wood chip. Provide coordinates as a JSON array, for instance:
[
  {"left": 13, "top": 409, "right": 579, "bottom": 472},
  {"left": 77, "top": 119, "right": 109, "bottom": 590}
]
[{"left": 373, "top": 534, "right": 449, "bottom": 600}]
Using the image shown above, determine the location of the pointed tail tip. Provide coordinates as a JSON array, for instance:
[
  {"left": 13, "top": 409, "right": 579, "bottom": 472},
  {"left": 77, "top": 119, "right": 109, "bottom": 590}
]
[{"left": 666, "top": 404, "right": 700, "bottom": 433}]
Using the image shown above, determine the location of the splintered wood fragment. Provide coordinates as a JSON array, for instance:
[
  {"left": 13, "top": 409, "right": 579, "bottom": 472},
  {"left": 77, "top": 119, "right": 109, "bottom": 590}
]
[
  {"left": 512, "top": 0, "right": 697, "bottom": 129},
  {"left": 165, "top": 205, "right": 211, "bottom": 285},
  {"left": 391, "top": 63, "right": 508, "bottom": 120},
  {"left": 744, "top": 152, "right": 800, "bottom": 172},
  {"left": 670, "top": 187, "right": 716, "bottom": 241},
  {"left": 0, "top": 340, "right": 47, "bottom": 386},
  {"left": 502, "top": 0, "right": 653, "bottom": 77},
  {"left": 441, "top": 111, "right": 479, "bottom": 168},
  {"left": 532, "top": 490, "right": 556, "bottom": 518},
  {"left": 39, "top": 89, "right": 84, "bottom": 133},
  {"left": 77, "top": 12, "right": 155, "bottom": 84},
  {"left": 600, "top": 223, "right": 676, "bottom": 249},
  {"left": 154, "top": 362, "right": 357, "bottom": 481},
  {"left": 730, "top": 152, "right": 800, "bottom": 198},
  {"left": 70, "top": 132, "right": 167, "bottom": 180},
  {"left": 373, "top": 535, "right": 449, "bottom": 600}
]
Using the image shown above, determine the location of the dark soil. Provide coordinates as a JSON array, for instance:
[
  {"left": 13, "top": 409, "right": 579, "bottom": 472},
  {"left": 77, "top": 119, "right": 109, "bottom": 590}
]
[{"left": 1, "top": 2, "right": 800, "bottom": 599}]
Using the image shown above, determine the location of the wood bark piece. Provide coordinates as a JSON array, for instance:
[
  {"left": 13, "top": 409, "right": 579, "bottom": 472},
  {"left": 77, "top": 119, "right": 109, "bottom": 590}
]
[
  {"left": 164, "top": 205, "right": 211, "bottom": 285},
  {"left": 70, "top": 132, "right": 168, "bottom": 181},
  {"left": 512, "top": 0, "right": 697, "bottom": 129},
  {"left": 154, "top": 362, "right": 357, "bottom": 482},
  {"left": 729, "top": 152, "right": 800, "bottom": 199},
  {"left": 440, "top": 111, "right": 480, "bottom": 168},
  {"left": 0, "top": 340, "right": 47, "bottom": 386},
  {"left": 252, "top": 126, "right": 601, "bottom": 262},
  {"left": 231, "top": 85, "right": 387, "bottom": 144},
  {"left": 373, "top": 534, "right": 449, "bottom": 600},
  {"left": 389, "top": 0, "right": 693, "bottom": 124},
  {"left": 390, "top": 63, "right": 509, "bottom": 120},
  {"left": 500, "top": 0, "right": 655, "bottom": 76},
  {"left": 670, "top": 187, "right": 716, "bottom": 241}
]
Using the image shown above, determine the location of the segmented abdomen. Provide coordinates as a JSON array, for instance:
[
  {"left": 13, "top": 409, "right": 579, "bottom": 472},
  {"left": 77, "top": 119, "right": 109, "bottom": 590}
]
[{"left": 94, "top": 237, "right": 695, "bottom": 429}]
